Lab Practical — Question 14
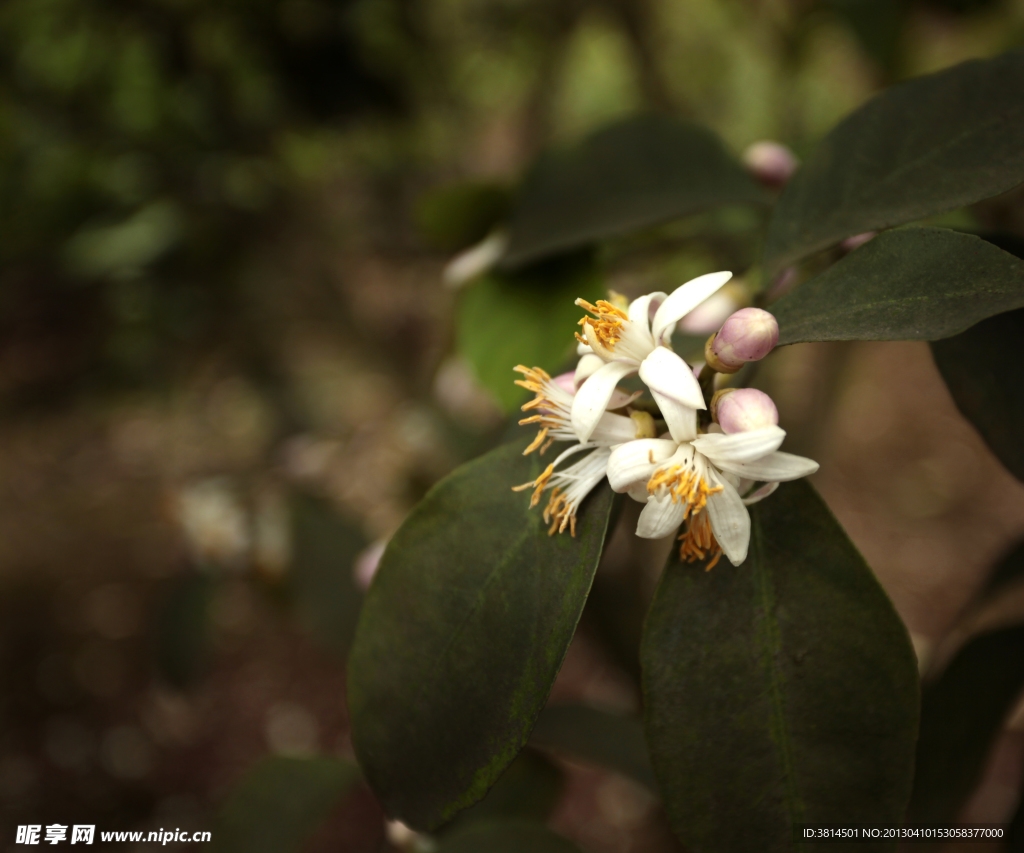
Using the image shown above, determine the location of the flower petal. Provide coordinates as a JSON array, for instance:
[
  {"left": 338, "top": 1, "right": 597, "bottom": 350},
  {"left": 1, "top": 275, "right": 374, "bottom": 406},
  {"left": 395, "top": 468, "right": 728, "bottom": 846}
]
[
  {"left": 650, "top": 389, "right": 698, "bottom": 443},
  {"left": 709, "top": 451, "right": 819, "bottom": 482},
  {"left": 627, "top": 291, "right": 667, "bottom": 336},
  {"left": 636, "top": 493, "right": 687, "bottom": 539},
  {"left": 606, "top": 439, "right": 678, "bottom": 493},
  {"left": 706, "top": 481, "right": 750, "bottom": 565},
  {"left": 571, "top": 360, "right": 637, "bottom": 442},
  {"left": 627, "top": 482, "right": 650, "bottom": 504},
  {"left": 690, "top": 426, "right": 786, "bottom": 465},
  {"left": 742, "top": 481, "right": 779, "bottom": 506},
  {"left": 574, "top": 352, "right": 605, "bottom": 389},
  {"left": 651, "top": 271, "right": 733, "bottom": 345},
  {"left": 639, "top": 347, "right": 706, "bottom": 409}
]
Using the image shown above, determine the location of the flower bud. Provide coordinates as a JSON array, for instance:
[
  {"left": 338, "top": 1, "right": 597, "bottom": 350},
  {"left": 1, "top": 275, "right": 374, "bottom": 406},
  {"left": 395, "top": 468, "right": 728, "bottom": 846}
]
[
  {"left": 742, "top": 141, "right": 799, "bottom": 188},
  {"left": 705, "top": 308, "right": 779, "bottom": 373},
  {"left": 712, "top": 388, "right": 779, "bottom": 434}
]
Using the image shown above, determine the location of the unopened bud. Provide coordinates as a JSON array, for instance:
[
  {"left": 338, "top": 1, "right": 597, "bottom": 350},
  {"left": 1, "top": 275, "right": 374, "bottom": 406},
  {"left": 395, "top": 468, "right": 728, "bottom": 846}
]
[
  {"left": 705, "top": 308, "right": 779, "bottom": 373},
  {"left": 712, "top": 388, "right": 779, "bottom": 434},
  {"left": 742, "top": 141, "right": 799, "bottom": 188}
]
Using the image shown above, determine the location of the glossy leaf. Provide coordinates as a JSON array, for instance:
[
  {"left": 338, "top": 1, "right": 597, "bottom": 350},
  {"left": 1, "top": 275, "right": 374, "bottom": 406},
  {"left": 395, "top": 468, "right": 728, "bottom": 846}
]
[
  {"left": 764, "top": 49, "right": 1024, "bottom": 273},
  {"left": 288, "top": 491, "right": 365, "bottom": 656},
  {"left": 772, "top": 228, "right": 1024, "bottom": 346},
  {"left": 529, "top": 704, "right": 655, "bottom": 790},
  {"left": 441, "top": 750, "right": 564, "bottom": 835},
  {"left": 212, "top": 756, "right": 360, "bottom": 853},
  {"left": 908, "top": 625, "right": 1024, "bottom": 822},
  {"left": 456, "top": 253, "right": 602, "bottom": 411},
  {"left": 503, "top": 114, "right": 767, "bottom": 268},
  {"left": 642, "top": 480, "right": 919, "bottom": 852},
  {"left": 347, "top": 440, "right": 617, "bottom": 830},
  {"left": 437, "top": 820, "right": 582, "bottom": 853},
  {"left": 931, "top": 307, "right": 1024, "bottom": 483}
]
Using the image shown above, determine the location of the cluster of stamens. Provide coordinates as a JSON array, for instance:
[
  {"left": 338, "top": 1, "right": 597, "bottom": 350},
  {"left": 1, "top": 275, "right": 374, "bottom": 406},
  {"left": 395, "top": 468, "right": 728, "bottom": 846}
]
[
  {"left": 513, "top": 365, "right": 568, "bottom": 456},
  {"left": 511, "top": 462, "right": 577, "bottom": 536},
  {"left": 574, "top": 299, "right": 628, "bottom": 352},
  {"left": 647, "top": 463, "right": 724, "bottom": 570}
]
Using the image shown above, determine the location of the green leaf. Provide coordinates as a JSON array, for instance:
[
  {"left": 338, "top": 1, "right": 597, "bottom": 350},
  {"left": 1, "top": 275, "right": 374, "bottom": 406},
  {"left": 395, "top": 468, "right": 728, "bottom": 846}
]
[
  {"left": 436, "top": 820, "right": 582, "bottom": 853},
  {"left": 503, "top": 114, "right": 767, "bottom": 268},
  {"left": 529, "top": 704, "right": 655, "bottom": 790},
  {"left": 772, "top": 227, "right": 1024, "bottom": 346},
  {"left": 441, "top": 750, "right": 564, "bottom": 835},
  {"left": 907, "top": 625, "right": 1024, "bottom": 822},
  {"left": 288, "top": 491, "right": 366, "bottom": 656},
  {"left": 456, "top": 253, "right": 602, "bottom": 412},
  {"left": 641, "top": 480, "right": 919, "bottom": 852},
  {"left": 347, "top": 440, "right": 617, "bottom": 830},
  {"left": 211, "top": 756, "right": 360, "bottom": 853},
  {"left": 931, "top": 307, "right": 1024, "bottom": 483},
  {"left": 764, "top": 50, "right": 1024, "bottom": 274}
]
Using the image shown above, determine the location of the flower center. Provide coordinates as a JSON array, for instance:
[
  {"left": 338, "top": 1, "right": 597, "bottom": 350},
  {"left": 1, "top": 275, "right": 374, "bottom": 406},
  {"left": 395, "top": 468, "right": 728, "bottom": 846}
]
[
  {"left": 574, "top": 299, "right": 628, "bottom": 353},
  {"left": 646, "top": 460, "right": 724, "bottom": 570},
  {"left": 678, "top": 511, "right": 722, "bottom": 571}
]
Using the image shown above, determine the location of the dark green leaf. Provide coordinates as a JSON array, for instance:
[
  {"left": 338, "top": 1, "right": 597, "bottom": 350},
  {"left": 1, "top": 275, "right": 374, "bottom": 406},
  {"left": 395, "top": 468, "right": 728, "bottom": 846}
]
[
  {"left": 415, "top": 182, "right": 511, "bottom": 252},
  {"left": 441, "top": 750, "right": 564, "bottom": 835},
  {"left": 642, "top": 480, "right": 919, "bottom": 852},
  {"left": 529, "top": 704, "right": 655, "bottom": 790},
  {"left": 764, "top": 50, "right": 1024, "bottom": 274},
  {"left": 155, "top": 571, "right": 214, "bottom": 688},
  {"left": 288, "top": 491, "right": 366, "bottom": 656},
  {"left": 908, "top": 625, "right": 1024, "bottom": 822},
  {"left": 348, "top": 440, "right": 617, "bottom": 830},
  {"left": 503, "top": 114, "right": 767, "bottom": 268},
  {"left": 773, "top": 228, "right": 1024, "bottom": 346},
  {"left": 437, "top": 820, "right": 582, "bottom": 853},
  {"left": 931, "top": 307, "right": 1024, "bottom": 482},
  {"left": 211, "top": 756, "right": 360, "bottom": 853},
  {"left": 456, "top": 253, "right": 602, "bottom": 412}
]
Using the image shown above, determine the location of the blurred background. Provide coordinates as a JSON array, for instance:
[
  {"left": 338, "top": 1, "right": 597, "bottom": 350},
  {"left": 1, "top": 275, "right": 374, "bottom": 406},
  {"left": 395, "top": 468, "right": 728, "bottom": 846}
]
[{"left": 2, "top": 0, "right": 1024, "bottom": 850}]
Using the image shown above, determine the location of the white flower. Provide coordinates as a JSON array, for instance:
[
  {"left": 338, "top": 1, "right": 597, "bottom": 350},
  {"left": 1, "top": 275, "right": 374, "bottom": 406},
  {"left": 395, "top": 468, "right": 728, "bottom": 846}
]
[
  {"left": 571, "top": 272, "right": 733, "bottom": 445},
  {"left": 606, "top": 407, "right": 818, "bottom": 569},
  {"left": 511, "top": 365, "right": 653, "bottom": 536}
]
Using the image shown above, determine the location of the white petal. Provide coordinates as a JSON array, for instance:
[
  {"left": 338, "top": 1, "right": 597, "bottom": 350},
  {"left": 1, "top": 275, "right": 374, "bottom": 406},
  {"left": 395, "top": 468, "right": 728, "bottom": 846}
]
[
  {"left": 706, "top": 482, "right": 750, "bottom": 565},
  {"left": 627, "top": 482, "right": 650, "bottom": 504},
  {"left": 636, "top": 493, "right": 687, "bottom": 539},
  {"left": 691, "top": 426, "right": 786, "bottom": 465},
  {"left": 574, "top": 353, "right": 605, "bottom": 389},
  {"left": 576, "top": 342, "right": 594, "bottom": 356},
  {"left": 742, "top": 481, "right": 779, "bottom": 506},
  {"left": 627, "top": 291, "right": 667, "bottom": 335},
  {"left": 651, "top": 271, "right": 733, "bottom": 345},
  {"left": 710, "top": 451, "right": 819, "bottom": 482},
  {"left": 650, "top": 389, "right": 698, "bottom": 443},
  {"left": 606, "top": 439, "right": 678, "bottom": 493},
  {"left": 639, "top": 347, "right": 706, "bottom": 409},
  {"left": 571, "top": 361, "right": 637, "bottom": 442}
]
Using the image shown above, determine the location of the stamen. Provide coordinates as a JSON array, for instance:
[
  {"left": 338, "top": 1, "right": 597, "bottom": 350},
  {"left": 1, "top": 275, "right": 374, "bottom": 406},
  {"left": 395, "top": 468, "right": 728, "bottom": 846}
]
[
  {"left": 576, "top": 298, "right": 629, "bottom": 353},
  {"left": 678, "top": 510, "right": 723, "bottom": 570},
  {"left": 512, "top": 463, "right": 554, "bottom": 507}
]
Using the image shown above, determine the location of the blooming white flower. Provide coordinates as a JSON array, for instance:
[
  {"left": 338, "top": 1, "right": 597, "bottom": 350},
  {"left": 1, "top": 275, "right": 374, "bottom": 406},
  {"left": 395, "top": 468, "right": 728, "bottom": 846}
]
[
  {"left": 511, "top": 365, "right": 653, "bottom": 536},
  {"left": 606, "top": 405, "right": 818, "bottom": 569},
  {"left": 571, "top": 272, "right": 733, "bottom": 445}
]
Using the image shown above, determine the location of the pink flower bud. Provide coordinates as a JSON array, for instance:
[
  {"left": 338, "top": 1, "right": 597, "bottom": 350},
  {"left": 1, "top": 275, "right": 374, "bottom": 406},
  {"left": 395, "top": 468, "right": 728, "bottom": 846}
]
[
  {"left": 742, "top": 141, "right": 799, "bottom": 188},
  {"left": 714, "top": 388, "right": 779, "bottom": 434},
  {"left": 707, "top": 308, "right": 779, "bottom": 373}
]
